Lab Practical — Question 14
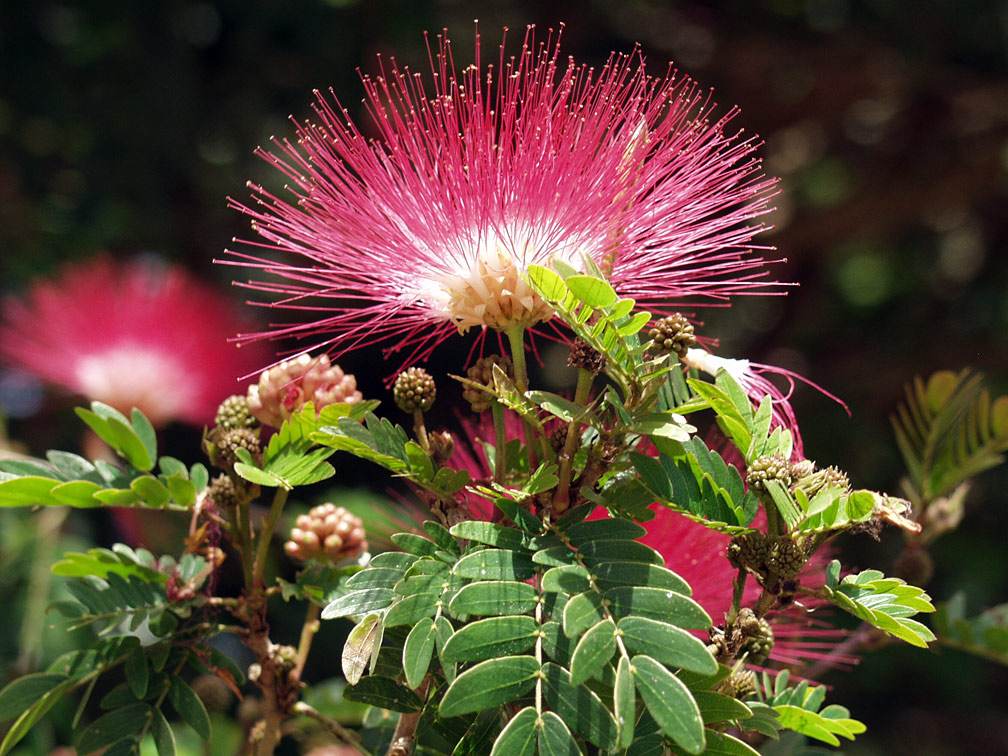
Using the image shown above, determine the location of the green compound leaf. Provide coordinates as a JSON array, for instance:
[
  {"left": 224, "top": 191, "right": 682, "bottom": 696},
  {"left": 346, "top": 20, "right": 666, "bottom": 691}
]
[
  {"left": 538, "top": 710, "right": 582, "bottom": 756},
  {"left": 821, "top": 561, "right": 936, "bottom": 647},
  {"left": 540, "top": 663, "right": 617, "bottom": 750},
  {"left": 439, "top": 656, "right": 540, "bottom": 718},
  {"left": 0, "top": 677, "right": 73, "bottom": 756},
  {"left": 150, "top": 705, "right": 177, "bottom": 756},
  {"left": 631, "top": 655, "right": 705, "bottom": 755},
  {"left": 932, "top": 592, "right": 1008, "bottom": 664},
  {"left": 75, "top": 704, "right": 151, "bottom": 755},
  {"left": 563, "top": 591, "right": 606, "bottom": 638},
  {"left": 441, "top": 616, "right": 539, "bottom": 664},
  {"left": 618, "top": 616, "right": 718, "bottom": 675},
  {"left": 604, "top": 586, "right": 711, "bottom": 629},
  {"left": 614, "top": 655, "right": 635, "bottom": 749},
  {"left": 489, "top": 706, "right": 538, "bottom": 756},
  {"left": 448, "top": 580, "right": 538, "bottom": 617},
  {"left": 403, "top": 617, "right": 437, "bottom": 689},
  {"left": 0, "top": 673, "right": 69, "bottom": 722},
  {"left": 569, "top": 620, "right": 616, "bottom": 685},
  {"left": 321, "top": 588, "right": 395, "bottom": 620},
  {"left": 168, "top": 676, "right": 211, "bottom": 740},
  {"left": 453, "top": 549, "right": 536, "bottom": 581},
  {"left": 344, "top": 676, "right": 423, "bottom": 713},
  {"left": 774, "top": 705, "right": 866, "bottom": 746}
]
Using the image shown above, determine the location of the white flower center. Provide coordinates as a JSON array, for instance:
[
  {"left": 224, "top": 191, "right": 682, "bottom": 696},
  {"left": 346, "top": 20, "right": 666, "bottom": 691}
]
[
  {"left": 415, "top": 227, "right": 583, "bottom": 333},
  {"left": 75, "top": 346, "right": 193, "bottom": 426}
]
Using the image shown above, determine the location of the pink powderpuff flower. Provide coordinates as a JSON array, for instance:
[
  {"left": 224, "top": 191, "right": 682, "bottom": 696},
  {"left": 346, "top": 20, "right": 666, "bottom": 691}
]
[
  {"left": 0, "top": 255, "right": 271, "bottom": 427},
  {"left": 224, "top": 25, "right": 780, "bottom": 369},
  {"left": 681, "top": 347, "right": 849, "bottom": 460}
]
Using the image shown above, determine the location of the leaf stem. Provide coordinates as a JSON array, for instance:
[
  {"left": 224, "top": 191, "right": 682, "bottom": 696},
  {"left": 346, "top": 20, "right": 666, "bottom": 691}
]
[
  {"left": 506, "top": 326, "right": 539, "bottom": 474},
  {"left": 552, "top": 368, "right": 594, "bottom": 513},
  {"left": 292, "top": 702, "right": 375, "bottom": 756},
  {"left": 291, "top": 601, "right": 320, "bottom": 684},
  {"left": 253, "top": 486, "right": 290, "bottom": 589},
  {"left": 727, "top": 569, "right": 747, "bottom": 626},
  {"left": 491, "top": 400, "right": 507, "bottom": 484}
]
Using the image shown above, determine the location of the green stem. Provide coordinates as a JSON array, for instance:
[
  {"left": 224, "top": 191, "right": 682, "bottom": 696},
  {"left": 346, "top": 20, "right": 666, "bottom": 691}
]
[
  {"left": 552, "top": 368, "right": 595, "bottom": 513},
  {"left": 16, "top": 507, "right": 68, "bottom": 672},
  {"left": 292, "top": 702, "right": 375, "bottom": 756},
  {"left": 291, "top": 602, "right": 320, "bottom": 684},
  {"left": 727, "top": 570, "right": 747, "bottom": 626},
  {"left": 252, "top": 486, "right": 290, "bottom": 589},
  {"left": 506, "top": 326, "right": 539, "bottom": 473},
  {"left": 491, "top": 400, "right": 507, "bottom": 484},
  {"left": 231, "top": 500, "right": 255, "bottom": 590},
  {"left": 412, "top": 409, "right": 430, "bottom": 454}
]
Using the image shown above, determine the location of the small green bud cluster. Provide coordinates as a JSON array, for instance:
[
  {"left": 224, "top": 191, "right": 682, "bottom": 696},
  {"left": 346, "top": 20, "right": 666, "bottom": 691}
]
[
  {"left": 214, "top": 394, "right": 259, "bottom": 431},
  {"left": 746, "top": 454, "right": 793, "bottom": 492},
  {"left": 207, "top": 473, "right": 239, "bottom": 510},
  {"left": 791, "top": 458, "right": 851, "bottom": 497},
  {"left": 725, "top": 669, "right": 757, "bottom": 700},
  {"left": 463, "top": 355, "right": 513, "bottom": 412},
  {"left": 648, "top": 313, "right": 696, "bottom": 358},
  {"left": 728, "top": 532, "right": 806, "bottom": 583},
  {"left": 214, "top": 427, "right": 261, "bottom": 467},
  {"left": 736, "top": 610, "right": 775, "bottom": 665},
  {"left": 284, "top": 503, "right": 367, "bottom": 563},
  {"left": 394, "top": 367, "right": 436, "bottom": 413}
]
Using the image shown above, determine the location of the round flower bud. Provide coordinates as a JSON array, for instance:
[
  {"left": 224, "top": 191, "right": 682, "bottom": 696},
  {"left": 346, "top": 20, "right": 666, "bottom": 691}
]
[
  {"left": 463, "top": 355, "right": 513, "bottom": 412},
  {"left": 648, "top": 313, "right": 696, "bottom": 358},
  {"left": 213, "top": 427, "right": 261, "bottom": 468},
  {"left": 740, "top": 617, "right": 774, "bottom": 665},
  {"left": 284, "top": 503, "right": 367, "bottom": 563},
  {"left": 247, "top": 354, "right": 362, "bottom": 428},
  {"left": 746, "top": 454, "right": 792, "bottom": 492},
  {"left": 393, "top": 367, "right": 436, "bottom": 413},
  {"left": 207, "top": 473, "right": 239, "bottom": 510},
  {"left": 727, "top": 531, "right": 769, "bottom": 571},
  {"left": 766, "top": 538, "right": 806, "bottom": 580},
  {"left": 568, "top": 338, "right": 605, "bottom": 375},
  {"left": 215, "top": 394, "right": 259, "bottom": 431}
]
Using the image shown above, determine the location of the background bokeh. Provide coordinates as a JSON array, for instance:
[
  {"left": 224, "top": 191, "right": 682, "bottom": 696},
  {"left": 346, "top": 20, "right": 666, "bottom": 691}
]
[{"left": 1, "top": 1, "right": 1007, "bottom": 753}]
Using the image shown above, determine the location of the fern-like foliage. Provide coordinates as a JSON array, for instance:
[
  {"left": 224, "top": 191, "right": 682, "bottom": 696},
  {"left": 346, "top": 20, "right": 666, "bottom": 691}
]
[
  {"left": 891, "top": 369, "right": 1008, "bottom": 503},
  {"left": 819, "top": 560, "right": 935, "bottom": 648},
  {"left": 323, "top": 516, "right": 775, "bottom": 756},
  {"left": 931, "top": 592, "right": 1008, "bottom": 665},
  {"left": 753, "top": 669, "right": 866, "bottom": 746}
]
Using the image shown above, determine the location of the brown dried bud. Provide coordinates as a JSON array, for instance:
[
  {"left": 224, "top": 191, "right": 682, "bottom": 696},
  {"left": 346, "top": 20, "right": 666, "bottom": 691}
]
[
  {"left": 428, "top": 430, "right": 455, "bottom": 465},
  {"left": 568, "top": 338, "right": 605, "bottom": 375}
]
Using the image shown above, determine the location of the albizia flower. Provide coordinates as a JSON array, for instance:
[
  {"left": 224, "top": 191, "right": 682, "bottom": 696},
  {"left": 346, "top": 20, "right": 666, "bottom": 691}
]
[
  {"left": 0, "top": 255, "right": 271, "bottom": 426},
  {"left": 224, "top": 26, "right": 779, "bottom": 367}
]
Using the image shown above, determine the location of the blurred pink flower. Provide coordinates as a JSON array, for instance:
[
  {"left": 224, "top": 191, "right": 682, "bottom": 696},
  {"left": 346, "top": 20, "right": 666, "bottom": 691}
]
[
  {"left": 225, "top": 26, "right": 779, "bottom": 368},
  {"left": 0, "top": 255, "right": 271, "bottom": 426}
]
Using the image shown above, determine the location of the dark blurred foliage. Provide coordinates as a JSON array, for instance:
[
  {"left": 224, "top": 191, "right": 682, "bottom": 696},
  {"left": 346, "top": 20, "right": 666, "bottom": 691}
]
[{"left": 2, "top": 0, "right": 1007, "bottom": 753}]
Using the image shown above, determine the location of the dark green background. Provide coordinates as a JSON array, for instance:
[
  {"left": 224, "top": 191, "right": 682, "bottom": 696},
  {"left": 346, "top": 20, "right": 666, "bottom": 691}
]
[{"left": 1, "top": 1, "right": 1006, "bottom": 753}]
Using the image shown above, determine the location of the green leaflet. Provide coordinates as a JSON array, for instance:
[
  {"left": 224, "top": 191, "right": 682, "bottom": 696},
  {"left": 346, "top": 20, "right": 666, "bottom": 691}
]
[
  {"left": 569, "top": 620, "right": 616, "bottom": 685},
  {"left": 631, "top": 655, "right": 705, "bottom": 755},
  {"left": 489, "top": 706, "right": 538, "bottom": 756},
  {"left": 617, "top": 617, "right": 717, "bottom": 675},
  {"left": 439, "top": 656, "right": 540, "bottom": 718},
  {"left": 448, "top": 580, "right": 539, "bottom": 617},
  {"left": 441, "top": 616, "right": 539, "bottom": 663}
]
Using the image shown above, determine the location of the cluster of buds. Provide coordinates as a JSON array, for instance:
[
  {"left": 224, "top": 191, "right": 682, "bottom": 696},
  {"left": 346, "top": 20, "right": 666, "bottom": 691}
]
[
  {"left": 708, "top": 608, "right": 775, "bottom": 666},
  {"left": 746, "top": 454, "right": 793, "bottom": 492},
  {"left": 790, "top": 459, "right": 851, "bottom": 498},
  {"left": 247, "top": 354, "right": 362, "bottom": 428},
  {"left": 207, "top": 473, "right": 239, "bottom": 510},
  {"left": 284, "top": 503, "right": 367, "bottom": 563},
  {"left": 648, "top": 313, "right": 696, "bottom": 358},
  {"left": 728, "top": 531, "right": 806, "bottom": 584},
  {"left": 214, "top": 394, "right": 259, "bottom": 431},
  {"left": 462, "top": 355, "right": 513, "bottom": 412},
  {"left": 393, "top": 367, "right": 436, "bottom": 413},
  {"left": 205, "top": 394, "right": 262, "bottom": 470},
  {"left": 568, "top": 338, "right": 606, "bottom": 375}
]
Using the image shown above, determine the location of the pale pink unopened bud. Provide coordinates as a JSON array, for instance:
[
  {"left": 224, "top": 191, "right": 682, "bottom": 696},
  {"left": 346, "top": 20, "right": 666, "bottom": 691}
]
[
  {"left": 247, "top": 354, "right": 362, "bottom": 428},
  {"left": 284, "top": 503, "right": 367, "bottom": 563}
]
